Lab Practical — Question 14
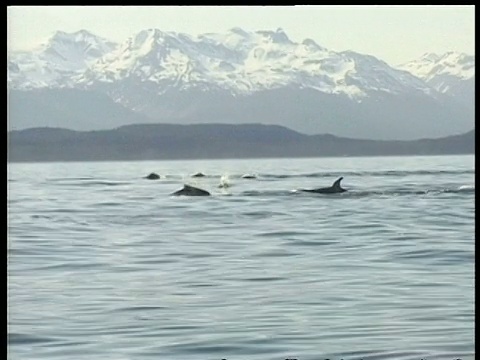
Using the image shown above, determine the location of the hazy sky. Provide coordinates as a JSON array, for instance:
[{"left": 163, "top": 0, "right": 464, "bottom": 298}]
[{"left": 7, "top": 5, "right": 475, "bottom": 65}]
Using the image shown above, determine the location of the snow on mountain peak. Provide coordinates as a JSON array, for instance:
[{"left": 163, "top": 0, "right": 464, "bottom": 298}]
[
  {"left": 132, "top": 28, "right": 170, "bottom": 48},
  {"left": 51, "top": 29, "right": 97, "bottom": 43},
  {"left": 396, "top": 51, "right": 474, "bottom": 98},
  {"left": 8, "top": 29, "right": 118, "bottom": 89},
  {"left": 398, "top": 51, "right": 474, "bottom": 82},
  {"left": 301, "top": 38, "right": 325, "bottom": 52},
  {"left": 41, "top": 29, "right": 117, "bottom": 60},
  {"left": 9, "top": 27, "right": 472, "bottom": 100},
  {"left": 255, "top": 28, "right": 293, "bottom": 44},
  {"left": 82, "top": 28, "right": 195, "bottom": 84},
  {"left": 228, "top": 27, "right": 249, "bottom": 36},
  {"left": 419, "top": 52, "right": 441, "bottom": 62}
]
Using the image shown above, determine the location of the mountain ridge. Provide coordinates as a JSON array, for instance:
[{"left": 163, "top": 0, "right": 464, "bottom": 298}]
[
  {"left": 9, "top": 28, "right": 474, "bottom": 95},
  {"left": 7, "top": 28, "right": 475, "bottom": 140},
  {"left": 8, "top": 123, "right": 474, "bottom": 162}
]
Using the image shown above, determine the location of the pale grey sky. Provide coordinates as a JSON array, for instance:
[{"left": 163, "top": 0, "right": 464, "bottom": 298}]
[{"left": 7, "top": 5, "right": 475, "bottom": 65}]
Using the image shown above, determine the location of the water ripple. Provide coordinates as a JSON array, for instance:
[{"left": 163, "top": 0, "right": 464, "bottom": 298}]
[{"left": 7, "top": 156, "right": 474, "bottom": 360}]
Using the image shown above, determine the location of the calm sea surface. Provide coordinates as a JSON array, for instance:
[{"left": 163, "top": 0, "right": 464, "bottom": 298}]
[{"left": 7, "top": 155, "right": 475, "bottom": 360}]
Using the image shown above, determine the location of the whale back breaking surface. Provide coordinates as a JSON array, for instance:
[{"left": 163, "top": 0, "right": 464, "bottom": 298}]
[
  {"left": 172, "top": 184, "right": 211, "bottom": 196},
  {"left": 144, "top": 172, "right": 160, "bottom": 180},
  {"left": 301, "top": 177, "right": 346, "bottom": 194}
]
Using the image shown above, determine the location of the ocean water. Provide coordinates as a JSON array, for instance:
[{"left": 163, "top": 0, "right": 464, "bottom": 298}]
[{"left": 7, "top": 155, "right": 475, "bottom": 360}]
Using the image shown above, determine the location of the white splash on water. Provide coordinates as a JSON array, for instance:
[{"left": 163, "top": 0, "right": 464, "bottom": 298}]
[{"left": 218, "top": 174, "right": 232, "bottom": 188}]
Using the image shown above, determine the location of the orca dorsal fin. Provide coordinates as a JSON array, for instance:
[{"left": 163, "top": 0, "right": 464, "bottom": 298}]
[{"left": 332, "top": 177, "right": 344, "bottom": 190}]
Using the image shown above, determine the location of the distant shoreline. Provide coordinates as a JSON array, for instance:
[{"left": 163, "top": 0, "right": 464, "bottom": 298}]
[
  {"left": 7, "top": 152, "right": 475, "bottom": 164},
  {"left": 7, "top": 123, "right": 475, "bottom": 163}
]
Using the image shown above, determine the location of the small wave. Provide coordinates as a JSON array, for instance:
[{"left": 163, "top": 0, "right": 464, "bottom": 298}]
[
  {"left": 289, "top": 239, "right": 338, "bottom": 246},
  {"left": 394, "top": 248, "right": 473, "bottom": 265},
  {"left": 242, "top": 276, "right": 287, "bottom": 282},
  {"left": 45, "top": 178, "right": 131, "bottom": 187},
  {"left": 257, "top": 230, "right": 317, "bottom": 237},
  {"left": 8, "top": 332, "right": 58, "bottom": 345},
  {"left": 333, "top": 188, "right": 474, "bottom": 197},
  {"left": 241, "top": 210, "right": 289, "bottom": 218},
  {"left": 458, "top": 184, "right": 475, "bottom": 191},
  {"left": 47, "top": 176, "right": 96, "bottom": 182},
  {"left": 79, "top": 180, "right": 131, "bottom": 187},
  {"left": 259, "top": 169, "right": 474, "bottom": 179},
  {"left": 240, "top": 190, "right": 295, "bottom": 197},
  {"left": 112, "top": 305, "right": 168, "bottom": 313},
  {"left": 59, "top": 180, "right": 132, "bottom": 187},
  {"left": 239, "top": 187, "right": 474, "bottom": 198}
]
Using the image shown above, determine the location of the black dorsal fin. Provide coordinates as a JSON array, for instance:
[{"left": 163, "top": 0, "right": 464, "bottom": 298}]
[{"left": 332, "top": 177, "right": 343, "bottom": 189}]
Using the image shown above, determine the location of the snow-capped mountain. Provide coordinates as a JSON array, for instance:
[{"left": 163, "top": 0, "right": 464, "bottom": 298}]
[
  {"left": 7, "top": 28, "right": 475, "bottom": 140},
  {"left": 8, "top": 30, "right": 117, "bottom": 89},
  {"left": 10, "top": 28, "right": 432, "bottom": 97},
  {"left": 398, "top": 52, "right": 474, "bottom": 85},
  {"left": 397, "top": 52, "right": 474, "bottom": 105},
  {"left": 85, "top": 27, "right": 418, "bottom": 98}
]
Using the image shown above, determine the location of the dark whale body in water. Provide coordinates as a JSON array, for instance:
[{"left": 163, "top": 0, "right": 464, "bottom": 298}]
[
  {"left": 172, "top": 184, "right": 211, "bottom": 196},
  {"left": 301, "top": 177, "right": 347, "bottom": 194},
  {"left": 145, "top": 173, "right": 160, "bottom": 180},
  {"left": 192, "top": 172, "right": 206, "bottom": 178}
]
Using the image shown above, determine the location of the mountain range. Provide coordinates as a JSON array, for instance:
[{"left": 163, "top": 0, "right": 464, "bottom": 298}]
[
  {"left": 7, "top": 124, "right": 474, "bottom": 162},
  {"left": 7, "top": 28, "right": 475, "bottom": 140}
]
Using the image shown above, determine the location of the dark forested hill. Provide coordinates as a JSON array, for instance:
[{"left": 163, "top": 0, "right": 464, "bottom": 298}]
[{"left": 7, "top": 123, "right": 475, "bottom": 162}]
